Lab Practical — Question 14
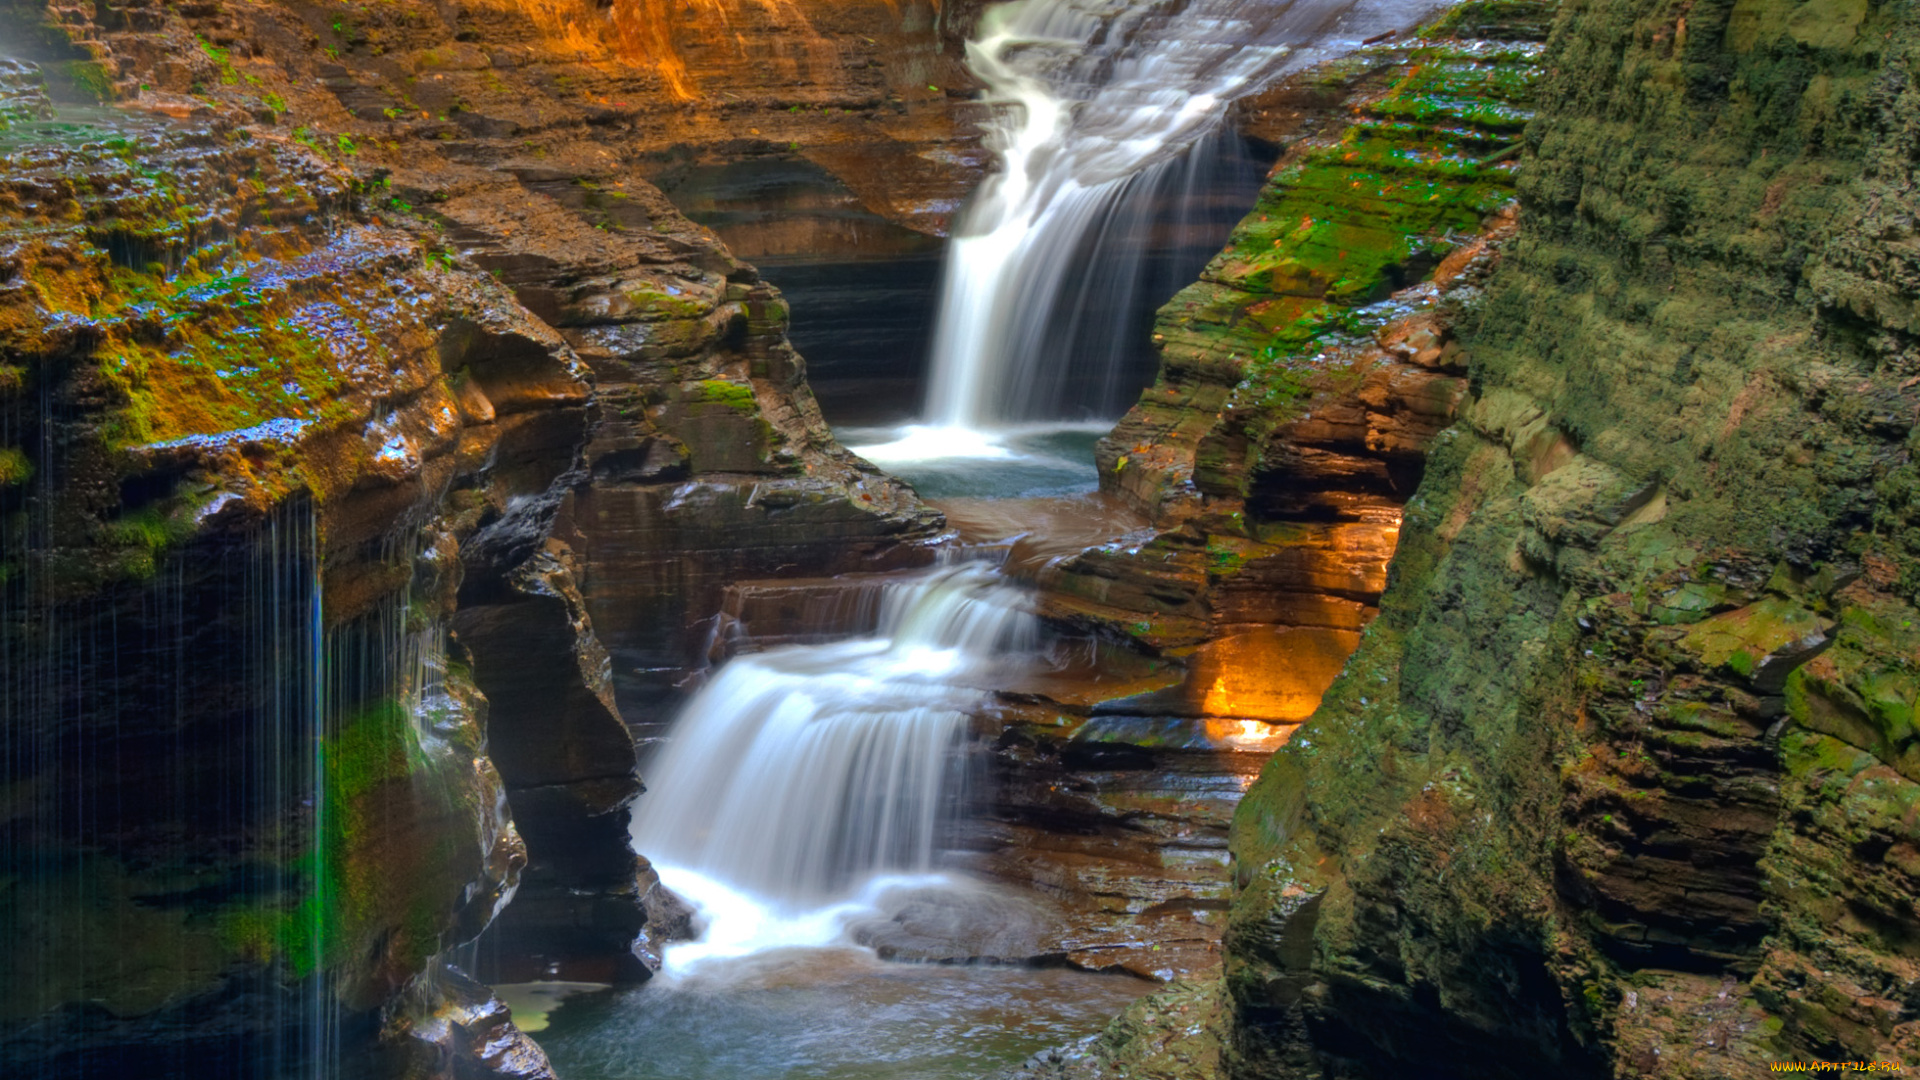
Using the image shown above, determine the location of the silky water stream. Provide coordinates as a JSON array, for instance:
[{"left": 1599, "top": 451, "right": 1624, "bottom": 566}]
[
  {"left": 850, "top": 0, "right": 1443, "bottom": 468},
  {"left": 530, "top": 0, "right": 1443, "bottom": 1072},
  {"left": 529, "top": 564, "right": 1154, "bottom": 1079}
]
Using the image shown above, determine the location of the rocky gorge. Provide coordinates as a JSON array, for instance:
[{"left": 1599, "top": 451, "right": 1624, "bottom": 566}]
[{"left": 3, "top": 0, "right": 1918, "bottom": 1077}]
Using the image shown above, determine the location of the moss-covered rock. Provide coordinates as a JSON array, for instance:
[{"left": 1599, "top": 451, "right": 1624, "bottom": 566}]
[
  {"left": 4, "top": 0, "right": 955, "bottom": 1061},
  {"left": 1223, "top": 0, "right": 1920, "bottom": 1072},
  {"left": 0, "top": 86, "right": 573, "bottom": 1075},
  {"left": 1098, "top": 14, "right": 1549, "bottom": 524},
  {"left": 1048, "top": 4, "right": 1549, "bottom": 785}
]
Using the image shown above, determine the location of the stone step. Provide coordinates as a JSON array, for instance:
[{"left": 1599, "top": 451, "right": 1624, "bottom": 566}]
[{"left": 712, "top": 571, "right": 908, "bottom": 654}]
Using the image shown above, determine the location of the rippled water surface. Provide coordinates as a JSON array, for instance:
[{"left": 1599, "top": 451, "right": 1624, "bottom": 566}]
[{"left": 533, "top": 951, "right": 1151, "bottom": 1080}]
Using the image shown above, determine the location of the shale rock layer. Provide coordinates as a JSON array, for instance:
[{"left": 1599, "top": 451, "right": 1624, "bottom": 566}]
[{"left": 1226, "top": 0, "right": 1920, "bottom": 1074}]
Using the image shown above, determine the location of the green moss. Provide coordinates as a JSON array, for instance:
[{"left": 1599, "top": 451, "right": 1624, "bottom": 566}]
[
  {"left": 0, "top": 447, "right": 29, "bottom": 488},
  {"left": 195, "top": 36, "right": 239, "bottom": 86},
  {"left": 1142, "top": 25, "right": 1542, "bottom": 462},
  {"left": 689, "top": 378, "right": 757, "bottom": 412},
  {"left": 55, "top": 60, "right": 115, "bottom": 104},
  {"left": 1787, "top": 595, "right": 1920, "bottom": 783},
  {"left": 624, "top": 285, "right": 711, "bottom": 320},
  {"left": 92, "top": 499, "right": 209, "bottom": 581},
  {"left": 214, "top": 906, "right": 282, "bottom": 965},
  {"left": 186, "top": 699, "right": 425, "bottom": 982},
  {"left": 1206, "top": 539, "right": 1250, "bottom": 573},
  {"left": 1648, "top": 581, "right": 1726, "bottom": 624},
  {"left": 90, "top": 270, "right": 353, "bottom": 449},
  {"left": 293, "top": 698, "right": 427, "bottom": 977},
  {"left": 327, "top": 699, "right": 419, "bottom": 810},
  {"left": 1679, "top": 597, "right": 1823, "bottom": 674},
  {"left": 1419, "top": 0, "right": 1557, "bottom": 40}
]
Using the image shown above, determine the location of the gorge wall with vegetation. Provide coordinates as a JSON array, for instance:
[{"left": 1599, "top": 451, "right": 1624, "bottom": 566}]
[
  {"left": 0, "top": 0, "right": 952, "bottom": 1068},
  {"left": 1224, "top": 0, "right": 1920, "bottom": 1073},
  {"left": 8, "top": 0, "right": 1920, "bottom": 1073}
]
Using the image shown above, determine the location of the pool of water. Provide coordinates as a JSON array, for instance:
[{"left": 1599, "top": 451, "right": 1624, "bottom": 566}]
[
  {"left": 836, "top": 424, "right": 1108, "bottom": 500},
  {"left": 529, "top": 950, "right": 1150, "bottom": 1080}
]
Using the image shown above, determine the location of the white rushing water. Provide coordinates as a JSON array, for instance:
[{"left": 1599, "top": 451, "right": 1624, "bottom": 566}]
[
  {"left": 854, "top": 0, "right": 1445, "bottom": 466},
  {"left": 628, "top": 563, "right": 1036, "bottom": 972}
]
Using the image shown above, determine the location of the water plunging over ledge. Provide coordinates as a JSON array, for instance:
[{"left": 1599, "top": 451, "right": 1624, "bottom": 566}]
[
  {"left": 544, "top": 1, "right": 1455, "bottom": 1074},
  {"left": 526, "top": 564, "right": 1155, "bottom": 1080},
  {"left": 628, "top": 562, "right": 1037, "bottom": 968},
  {"left": 853, "top": 0, "right": 1446, "bottom": 471}
]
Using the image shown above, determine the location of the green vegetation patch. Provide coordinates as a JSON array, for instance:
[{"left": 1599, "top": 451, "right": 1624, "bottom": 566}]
[
  {"left": 1678, "top": 596, "right": 1824, "bottom": 674},
  {"left": 1152, "top": 26, "right": 1544, "bottom": 431},
  {"left": 95, "top": 272, "right": 354, "bottom": 448},
  {"left": 1786, "top": 594, "right": 1920, "bottom": 784},
  {"left": 0, "top": 446, "right": 30, "bottom": 488},
  {"left": 231, "top": 697, "right": 423, "bottom": 979},
  {"left": 687, "top": 378, "right": 757, "bottom": 412},
  {"left": 625, "top": 284, "right": 712, "bottom": 320},
  {"left": 49, "top": 59, "right": 115, "bottom": 104}
]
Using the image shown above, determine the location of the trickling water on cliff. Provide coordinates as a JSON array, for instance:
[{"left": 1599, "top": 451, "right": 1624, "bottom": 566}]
[
  {"left": 853, "top": 0, "right": 1442, "bottom": 466},
  {"left": 628, "top": 562, "right": 1035, "bottom": 969}
]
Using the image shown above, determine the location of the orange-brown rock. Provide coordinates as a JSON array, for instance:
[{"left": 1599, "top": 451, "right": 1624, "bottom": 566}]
[{"left": 0, "top": 0, "right": 952, "bottom": 1064}]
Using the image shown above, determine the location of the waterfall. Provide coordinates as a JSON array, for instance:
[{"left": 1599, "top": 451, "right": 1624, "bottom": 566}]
[
  {"left": 858, "top": 0, "right": 1444, "bottom": 462},
  {"left": 628, "top": 563, "right": 1035, "bottom": 969}
]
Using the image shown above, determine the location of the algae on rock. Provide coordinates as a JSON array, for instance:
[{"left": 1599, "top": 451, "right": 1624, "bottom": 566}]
[{"left": 1224, "top": 0, "right": 1920, "bottom": 1072}]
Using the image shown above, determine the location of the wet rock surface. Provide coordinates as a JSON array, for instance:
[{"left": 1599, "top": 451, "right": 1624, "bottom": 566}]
[
  {"left": 0, "top": 78, "right": 570, "bottom": 1073},
  {"left": 453, "top": 539, "right": 650, "bottom": 986},
  {"left": 0, "top": 0, "right": 949, "bottom": 1066},
  {"left": 388, "top": 965, "right": 558, "bottom": 1080},
  {"left": 961, "top": 739, "right": 1254, "bottom": 985},
  {"left": 1220, "top": 0, "right": 1920, "bottom": 1074},
  {"left": 550, "top": 248, "right": 945, "bottom": 738},
  {"left": 995, "top": 980, "right": 1231, "bottom": 1080}
]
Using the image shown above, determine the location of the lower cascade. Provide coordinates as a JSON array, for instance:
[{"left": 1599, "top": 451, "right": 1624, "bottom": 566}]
[{"left": 628, "top": 563, "right": 1037, "bottom": 970}]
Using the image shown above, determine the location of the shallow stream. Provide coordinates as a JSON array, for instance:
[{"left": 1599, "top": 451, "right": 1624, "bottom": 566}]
[
  {"left": 525, "top": 954, "right": 1148, "bottom": 1080},
  {"left": 500, "top": 0, "right": 1438, "bottom": 1071}
]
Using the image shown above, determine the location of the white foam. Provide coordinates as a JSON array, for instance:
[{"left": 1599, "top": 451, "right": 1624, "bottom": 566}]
[
  {"left": 630, "top": 566, "right": 1036, "bottom": 967},
  {"left": 923, "top": 0, "right": 1447, "bottom": 427},
  {"left": 648, "top": 866, "right": 961, "bottom": 975},
  {"left": 847, "top": 424, "right": 1013, "bottom": 464}
]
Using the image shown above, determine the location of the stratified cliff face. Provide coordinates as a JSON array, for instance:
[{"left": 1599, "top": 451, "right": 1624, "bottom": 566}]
[
  {"left": 3, "top": 0, "right": 988, "bottom": 237},
  {"left": 1226, "top": 0, "right": 1920, "bottom": 1074},
  {"left": 0, "top": 0, "right": 946, "bottom": 1066},
  {"left": 4, "top": 0, "right": 955, "bottom": 684},
  {"left": 1039, "top": 6, "right": 1546, "bottom": 757},
  {"left": 0, "top": 65, "right": 576, "bottom": 1075}
]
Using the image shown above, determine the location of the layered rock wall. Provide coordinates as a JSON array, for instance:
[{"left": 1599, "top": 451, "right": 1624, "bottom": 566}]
[
  {"left": 1040, "top": 11, "right": 1548, "bottom": 742},
  {"left": 1, "top": 0, "right": 988, "bottom": 233},
  {"left": 0, "top": 69, "right": 580, "bottom": 1073},
  {"left": 0, "top": 0, "right": 949, "bottom": 1065},
  {"left": 1225, "top": 0, "right": 1920, "bottom": 1073}
]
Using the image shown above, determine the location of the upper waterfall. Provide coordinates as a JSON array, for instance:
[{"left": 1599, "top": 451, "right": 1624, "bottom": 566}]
[{"left": 904, "top": 0, "right": 1444, "bottom": 441}]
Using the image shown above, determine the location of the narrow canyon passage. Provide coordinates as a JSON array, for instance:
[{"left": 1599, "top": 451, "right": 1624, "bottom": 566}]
[
  {"left": 510, "top": 0, "right": 1448, "bottom": 1073},
  {"left": 11, "top": 0, "right": 1906, "bottom": 1071}
]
